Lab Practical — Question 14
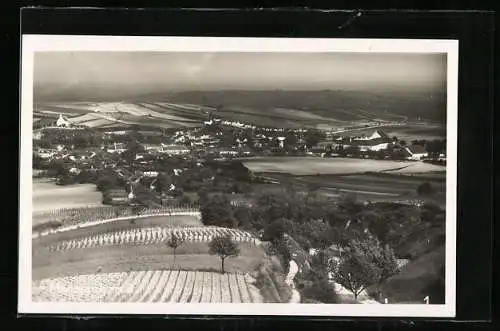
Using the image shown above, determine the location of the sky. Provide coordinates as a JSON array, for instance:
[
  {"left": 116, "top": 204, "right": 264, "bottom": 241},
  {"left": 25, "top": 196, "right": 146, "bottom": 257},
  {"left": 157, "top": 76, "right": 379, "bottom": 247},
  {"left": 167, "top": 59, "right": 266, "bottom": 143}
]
[{"left": 34, "top": 51, "right": 447, "bottom": 97}]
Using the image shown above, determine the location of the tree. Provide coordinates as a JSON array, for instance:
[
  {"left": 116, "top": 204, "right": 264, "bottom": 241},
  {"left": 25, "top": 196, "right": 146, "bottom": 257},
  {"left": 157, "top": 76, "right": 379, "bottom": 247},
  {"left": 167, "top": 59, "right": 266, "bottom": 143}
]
[
  {"left": 200, "top": 194, "right": 236, "bottom": 227},
  {"left": 177, "top": 194, "right": 192, "bottom": 206},
  {"left": 167, "top": 232, "right": 184, "bottom": 266},
  {"left": 96, "top": 172, "right": 120, "bottom": 192},
  {"left": 209, "top": 234, "right": 240, "bottom": 273},
  {"left": 425, "top": 139, "right": 445, "bottom": 158},
  {"left": 262, "top": 218, "right": 289, "bottom": 243},
  {"left": 328, "top": 236, "right": 398, "bottom": 300},
  {"left": 304, "top": 130, "right": 325, "bottom": 149},
  {"left": 121, "top": 139, "right": 144, "bottom": 164},
  {"left": 155, "top": 173, "right": 173, "bottom": 194},
  {"left": 297, "top": 249, "right": 339, "bottom": 303}
]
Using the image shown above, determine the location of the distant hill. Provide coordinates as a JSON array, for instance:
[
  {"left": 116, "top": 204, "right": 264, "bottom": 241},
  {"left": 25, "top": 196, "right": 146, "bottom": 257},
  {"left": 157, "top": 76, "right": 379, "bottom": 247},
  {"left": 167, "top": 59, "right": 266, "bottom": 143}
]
[
  {"left": 138, "top": 90, "right": 446, "bottom": 123},
  {"left": 35, "top": 89, "right": 446, "bottom": 124}
]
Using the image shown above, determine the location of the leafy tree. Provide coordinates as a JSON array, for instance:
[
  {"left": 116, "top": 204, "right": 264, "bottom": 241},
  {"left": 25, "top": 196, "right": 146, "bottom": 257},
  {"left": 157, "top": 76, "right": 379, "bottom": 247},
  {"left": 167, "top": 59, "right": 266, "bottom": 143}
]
[
  {"left": 177, "top": 194, "right": 192, "bottom": 206},
  {"left": 425, "top": 139, "right": 445, "bottom": 158},
  {"left": 297, "top": 249, "right": 339, "bottom": 303},
  {"left": 209, "top": 234, "right": 240, "bottom": 273},
  {"left": 304, "top": 130, "right": 325, "bottom": 149},
  {"left": 96, "top": 172, "right": 120, "bottom": 192},
  {"left": 121, "top": 139, "right": 145, "bottom": 164},
  {"left": 262, "top": 218, "right": 289, "bottom": 243},
  {"left": 200, "top": 194, "right": 236, "bottom": 227},
  {"left": 328, "top": 236, "right": 398, "bottom": 300},
  {"left": 155, "top": 173, "right": 173, "bottom": 194},
  {"left": 47, "top": 159, "right": 68, "bottom": 177},
  {"left": 167, "top": 232, "right": 184, "bottom": 265}
]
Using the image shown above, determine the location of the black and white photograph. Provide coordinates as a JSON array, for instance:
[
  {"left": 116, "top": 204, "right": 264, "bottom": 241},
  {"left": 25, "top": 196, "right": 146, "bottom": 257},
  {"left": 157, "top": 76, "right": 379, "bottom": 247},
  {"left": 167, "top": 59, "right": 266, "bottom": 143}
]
[{"left": 19, "top": 36, "right": 457, "bottom": 317}]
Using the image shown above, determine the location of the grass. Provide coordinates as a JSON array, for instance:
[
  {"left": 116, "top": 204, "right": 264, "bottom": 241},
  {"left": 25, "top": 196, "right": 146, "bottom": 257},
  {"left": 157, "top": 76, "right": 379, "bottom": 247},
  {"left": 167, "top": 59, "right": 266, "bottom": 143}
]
[{"left": 33, "top": 242, "right": 266, "bottom": 280}]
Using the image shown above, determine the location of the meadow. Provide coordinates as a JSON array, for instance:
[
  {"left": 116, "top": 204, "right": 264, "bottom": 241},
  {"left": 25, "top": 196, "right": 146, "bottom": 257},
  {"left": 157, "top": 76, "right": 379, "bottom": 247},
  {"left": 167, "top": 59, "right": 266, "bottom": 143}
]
[
  {"left": 32, "top": 179, "right": 104, "bottom": 214},
  {"left": 242, "top": 157, "right": 445, "bottom": 176}
]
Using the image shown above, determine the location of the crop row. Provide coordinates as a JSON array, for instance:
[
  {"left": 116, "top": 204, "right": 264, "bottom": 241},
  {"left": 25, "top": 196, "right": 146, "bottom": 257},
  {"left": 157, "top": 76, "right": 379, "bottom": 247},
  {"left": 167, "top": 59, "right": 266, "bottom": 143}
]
[
  {"left": 33, "top": 270, "right": 263, "bottom": 303},
  {"left": 39, "top": 226, "right": 261, "bottom": 253}
]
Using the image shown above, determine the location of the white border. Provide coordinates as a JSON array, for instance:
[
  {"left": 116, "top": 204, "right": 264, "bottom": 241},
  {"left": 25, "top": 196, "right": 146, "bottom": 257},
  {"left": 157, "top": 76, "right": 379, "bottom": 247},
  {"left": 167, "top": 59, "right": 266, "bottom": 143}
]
[{"left": 19, "top": 35, "right": 458, "bottom": 317}]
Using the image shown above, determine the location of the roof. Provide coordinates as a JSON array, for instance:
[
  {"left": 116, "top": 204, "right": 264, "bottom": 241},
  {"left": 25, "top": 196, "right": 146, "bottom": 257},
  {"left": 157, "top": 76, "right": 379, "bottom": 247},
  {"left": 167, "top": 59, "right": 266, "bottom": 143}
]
[
  {"left": 370, "top": 129, "right": 390, "bottom": 140},
  {"left": 406, "top": 145, "right": 427, "bottom": 154},
  {"left": 350, "top": 138, "right": 391, "bottom": 146}
]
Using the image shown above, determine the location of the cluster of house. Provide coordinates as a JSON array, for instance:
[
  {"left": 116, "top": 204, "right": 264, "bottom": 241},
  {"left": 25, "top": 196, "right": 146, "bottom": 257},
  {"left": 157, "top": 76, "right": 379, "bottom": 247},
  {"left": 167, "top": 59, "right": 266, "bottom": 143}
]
[{"left": 314, "top": 130, "right": 434, "bottom": 161}]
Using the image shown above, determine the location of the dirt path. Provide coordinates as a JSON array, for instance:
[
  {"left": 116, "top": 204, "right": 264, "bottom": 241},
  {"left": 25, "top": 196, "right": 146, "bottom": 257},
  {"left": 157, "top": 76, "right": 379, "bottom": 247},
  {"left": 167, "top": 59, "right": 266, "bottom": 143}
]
[{"left": 286, "top": 260, "right": 301, "bottom": 303}]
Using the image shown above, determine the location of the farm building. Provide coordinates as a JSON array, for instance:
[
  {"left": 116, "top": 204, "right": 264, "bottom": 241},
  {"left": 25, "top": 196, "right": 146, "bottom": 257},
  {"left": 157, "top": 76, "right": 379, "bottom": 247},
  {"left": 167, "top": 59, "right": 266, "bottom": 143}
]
[
  {"left": 141, "top": 143, "right": 164, "bottom": 152},
  {"left": 34, "top": 148, "right": 57, "bottom": 159},
  {"left": 404, "top": 145, "right": 428, "bottom": 160},
  {"left": 218, "top": 148, "right": 239, "bottom": 157}
]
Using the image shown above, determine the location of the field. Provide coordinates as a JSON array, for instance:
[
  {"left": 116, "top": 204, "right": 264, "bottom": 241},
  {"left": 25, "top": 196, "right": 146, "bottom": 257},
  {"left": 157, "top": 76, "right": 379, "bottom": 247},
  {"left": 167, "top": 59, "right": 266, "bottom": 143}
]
[
  {"left": 242, "top": 157, "right": 445, "bottom": 176},
  {"left": 249, "top": 167, "right": 446, "bottom": 205},
  {"left": 33, "top": 179, "right": 104, "bottom": 214},
  {"left": 34, "top": 101, "right": 209, "bottom": 130},
  {"left": 33, "top": 238, "right": 266, "bottom": 278},
  {"left": 33, "top": 270, "right": 263, "bottom": 303},
  {"left": 34, "top": 86, "right": 446, "bottom": 131}
]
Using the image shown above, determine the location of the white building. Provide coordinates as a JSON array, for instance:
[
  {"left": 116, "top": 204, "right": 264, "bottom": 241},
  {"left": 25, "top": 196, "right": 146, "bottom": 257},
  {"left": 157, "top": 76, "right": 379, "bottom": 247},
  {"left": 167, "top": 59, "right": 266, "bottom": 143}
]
[
  {"left": 405, "top": 145, "right": 428, "bottom": 160},
  {"left": 56, "top": 114, "right": 72, "bottom": 127},
  {"left": 161, "top": 144, "right": 191, "bottom": 155}
]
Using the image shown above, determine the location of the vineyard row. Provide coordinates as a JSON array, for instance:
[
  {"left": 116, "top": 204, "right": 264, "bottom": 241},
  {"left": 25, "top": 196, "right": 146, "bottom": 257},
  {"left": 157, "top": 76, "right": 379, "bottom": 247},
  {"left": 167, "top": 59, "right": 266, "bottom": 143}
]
[
  {"left": 38, "top": 226, "right": 261, "bottom": 253},
  {"left": 33, "top": 270, "right": 263, "bottom": 303}
]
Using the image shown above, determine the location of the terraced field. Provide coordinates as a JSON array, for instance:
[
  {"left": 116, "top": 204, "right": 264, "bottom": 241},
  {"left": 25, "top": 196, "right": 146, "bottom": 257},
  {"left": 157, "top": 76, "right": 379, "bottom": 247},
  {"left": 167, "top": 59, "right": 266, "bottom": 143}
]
[
  {"left": 34, "top": 226, "right": 261, "bottom": 254},
  {"left": 33, "top": 270, "right": 263, "bottom": 303}
]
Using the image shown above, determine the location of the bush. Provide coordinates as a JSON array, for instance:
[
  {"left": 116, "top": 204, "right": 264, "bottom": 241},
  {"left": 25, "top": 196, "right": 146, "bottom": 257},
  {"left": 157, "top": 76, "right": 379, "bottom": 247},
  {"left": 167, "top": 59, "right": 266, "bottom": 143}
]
[{"left": 301, "top": 276, "right": 339, "bottom": 303}]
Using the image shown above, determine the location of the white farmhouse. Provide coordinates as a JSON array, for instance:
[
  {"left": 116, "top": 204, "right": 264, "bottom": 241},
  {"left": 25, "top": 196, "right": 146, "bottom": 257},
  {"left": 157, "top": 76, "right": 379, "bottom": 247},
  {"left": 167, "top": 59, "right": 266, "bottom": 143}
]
[{"left": 404, "top": 145, "right": 428, "bottom": 160}]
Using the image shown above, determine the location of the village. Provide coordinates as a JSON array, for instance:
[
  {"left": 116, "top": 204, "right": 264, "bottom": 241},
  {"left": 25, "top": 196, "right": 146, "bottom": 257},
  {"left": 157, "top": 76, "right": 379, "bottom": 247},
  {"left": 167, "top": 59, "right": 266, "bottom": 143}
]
[{"left": 32, "top": 113, "right": 446, "bottom": 206}]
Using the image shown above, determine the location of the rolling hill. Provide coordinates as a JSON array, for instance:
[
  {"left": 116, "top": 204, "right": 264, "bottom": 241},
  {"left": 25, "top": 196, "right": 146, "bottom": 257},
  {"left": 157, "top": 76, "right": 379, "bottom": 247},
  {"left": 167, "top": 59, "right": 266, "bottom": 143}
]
[{"left": 33, "top": 89, "right": 446, "bottom": 131}]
